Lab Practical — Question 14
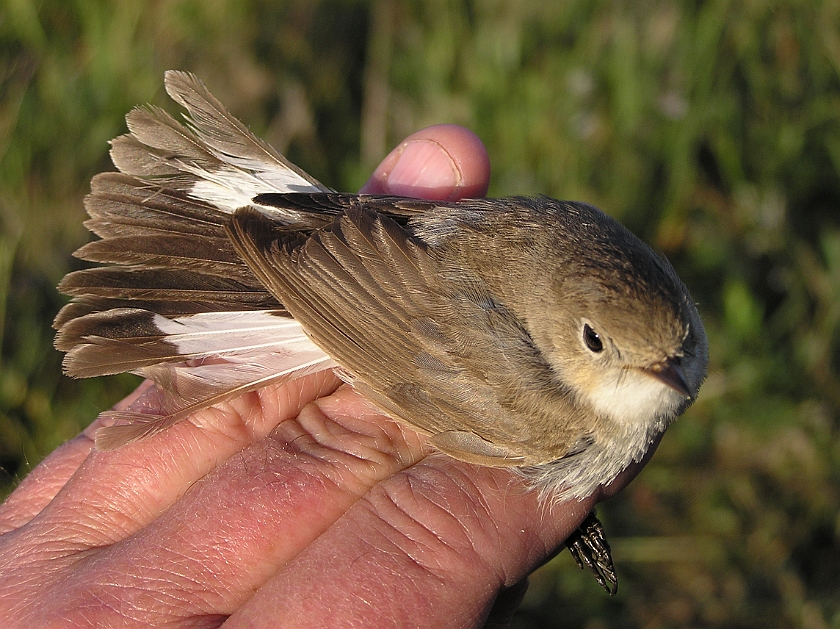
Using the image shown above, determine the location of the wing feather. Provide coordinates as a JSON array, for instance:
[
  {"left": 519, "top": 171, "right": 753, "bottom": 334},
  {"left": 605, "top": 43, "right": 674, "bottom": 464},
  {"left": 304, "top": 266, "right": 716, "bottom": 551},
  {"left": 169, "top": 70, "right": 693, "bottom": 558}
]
[{"left": 226, "top": 203, "right": 551, "bottom": 463}]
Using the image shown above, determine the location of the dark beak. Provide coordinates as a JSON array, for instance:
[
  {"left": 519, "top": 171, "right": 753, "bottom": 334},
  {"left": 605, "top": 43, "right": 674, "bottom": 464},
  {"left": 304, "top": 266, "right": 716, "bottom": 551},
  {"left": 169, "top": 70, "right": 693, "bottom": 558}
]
[{"left": 644, "top": 356, "right": 692, "bottom": 399}]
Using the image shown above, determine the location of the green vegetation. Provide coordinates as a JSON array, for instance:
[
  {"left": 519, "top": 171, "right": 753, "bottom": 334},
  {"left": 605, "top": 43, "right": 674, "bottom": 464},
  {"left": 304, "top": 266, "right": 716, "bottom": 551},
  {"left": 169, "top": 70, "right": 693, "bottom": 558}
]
[{"left": 2, "top": 0, "right": 839, "bottom": 626}]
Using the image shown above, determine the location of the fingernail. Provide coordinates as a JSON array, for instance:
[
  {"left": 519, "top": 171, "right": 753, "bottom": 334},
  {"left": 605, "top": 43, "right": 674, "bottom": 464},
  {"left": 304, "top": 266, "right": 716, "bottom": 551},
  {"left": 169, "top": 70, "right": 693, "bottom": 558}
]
[{"left": 385, "top": 139, "right": 462, "bottom": 199}]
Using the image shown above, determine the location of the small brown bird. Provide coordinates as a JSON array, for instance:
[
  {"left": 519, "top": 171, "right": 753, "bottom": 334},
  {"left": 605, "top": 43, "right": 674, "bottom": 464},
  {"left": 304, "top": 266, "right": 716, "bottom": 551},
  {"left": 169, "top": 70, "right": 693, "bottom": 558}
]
[{"left": 55, "top": 72, "right": 708, "bottom": 592}]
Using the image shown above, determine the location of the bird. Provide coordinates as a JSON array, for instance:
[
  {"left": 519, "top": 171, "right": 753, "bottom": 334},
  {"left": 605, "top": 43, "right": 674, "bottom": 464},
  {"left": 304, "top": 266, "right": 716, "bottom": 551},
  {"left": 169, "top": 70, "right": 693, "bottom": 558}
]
[{"left": 54, "top": 71, "right": 708, "bottom": 592}]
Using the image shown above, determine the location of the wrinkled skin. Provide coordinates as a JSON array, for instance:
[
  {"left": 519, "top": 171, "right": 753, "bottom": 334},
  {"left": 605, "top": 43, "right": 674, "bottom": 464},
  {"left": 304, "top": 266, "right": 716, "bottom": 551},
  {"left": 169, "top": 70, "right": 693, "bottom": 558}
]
[{"left": 0, "top": 125, "right": 655, "bottom": 629}]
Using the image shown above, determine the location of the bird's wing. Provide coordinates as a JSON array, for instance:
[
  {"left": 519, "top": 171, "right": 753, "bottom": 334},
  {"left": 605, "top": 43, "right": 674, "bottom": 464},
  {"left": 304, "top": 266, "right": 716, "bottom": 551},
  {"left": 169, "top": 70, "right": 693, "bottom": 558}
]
[{"left": 226, "top": 200, "right": 571, "bottom": 466}]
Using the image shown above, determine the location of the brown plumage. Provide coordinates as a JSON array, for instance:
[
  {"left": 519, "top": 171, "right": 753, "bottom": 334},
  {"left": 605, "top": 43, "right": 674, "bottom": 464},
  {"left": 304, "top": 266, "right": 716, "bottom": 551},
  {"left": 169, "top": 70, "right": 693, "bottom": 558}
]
[{"left": 55, "top": 72, "right": 708, "bottom": 506}]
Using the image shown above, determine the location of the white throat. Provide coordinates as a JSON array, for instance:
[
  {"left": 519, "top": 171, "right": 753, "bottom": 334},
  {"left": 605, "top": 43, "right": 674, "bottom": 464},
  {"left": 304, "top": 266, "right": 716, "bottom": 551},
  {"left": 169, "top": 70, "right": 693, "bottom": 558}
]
[{"left": 587, "top": 368, "right": 685, "bottom": 427}]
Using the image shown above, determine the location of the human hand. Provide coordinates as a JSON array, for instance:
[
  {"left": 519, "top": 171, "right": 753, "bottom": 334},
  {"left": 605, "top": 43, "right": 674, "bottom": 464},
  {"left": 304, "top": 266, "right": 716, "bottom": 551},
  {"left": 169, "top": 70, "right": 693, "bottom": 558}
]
[{"left": 0, "top": 125, "right": 649, "bottom": 628}]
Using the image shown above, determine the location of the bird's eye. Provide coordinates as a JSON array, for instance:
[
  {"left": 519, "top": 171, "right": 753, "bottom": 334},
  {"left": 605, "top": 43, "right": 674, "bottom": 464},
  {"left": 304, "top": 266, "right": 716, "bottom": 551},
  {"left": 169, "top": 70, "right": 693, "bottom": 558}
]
[{"left": 583, "top": 324, "right": 604, "bottom": 353}]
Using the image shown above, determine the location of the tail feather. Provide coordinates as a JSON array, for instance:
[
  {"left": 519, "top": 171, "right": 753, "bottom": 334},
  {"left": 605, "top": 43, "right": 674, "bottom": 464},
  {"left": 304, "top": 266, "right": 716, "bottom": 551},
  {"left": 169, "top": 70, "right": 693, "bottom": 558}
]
[
  {"left": 54, "top": 71, "right": 348, "bottom": 448},
  {"left": 57, "top": 308, "right": 306, "bottom": 375},
  {"left": 85, "top": 173, "right": 231, "bottom": 238},
  {"left": 163, "top": 71, "right": 327, "bottom": 195},
  {"left": 58, "top": 267, "right": 275, "bottom": 306},
  {"left": 73, "top": 234, "right": 252, "bottom": 279}
]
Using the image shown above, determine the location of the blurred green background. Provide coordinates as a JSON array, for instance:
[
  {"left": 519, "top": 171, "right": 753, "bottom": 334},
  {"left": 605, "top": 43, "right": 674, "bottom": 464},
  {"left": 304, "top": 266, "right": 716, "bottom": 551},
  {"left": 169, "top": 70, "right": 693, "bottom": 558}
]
[{"left": 2, "top": 0, "right": 839, "bottom": 626}]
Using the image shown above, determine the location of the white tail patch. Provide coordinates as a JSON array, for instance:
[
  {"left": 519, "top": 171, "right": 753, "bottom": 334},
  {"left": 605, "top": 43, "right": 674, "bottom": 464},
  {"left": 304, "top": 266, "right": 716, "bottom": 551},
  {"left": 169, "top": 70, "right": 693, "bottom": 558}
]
[
  {"left": 95, "top": 325, "right": 336, "bottom": 450},
  {"left": 152, "top": 310, "right": 322, "bottom": 359},
  {"left": 162, "top": 70, "right": 330, "bottom": 211}
]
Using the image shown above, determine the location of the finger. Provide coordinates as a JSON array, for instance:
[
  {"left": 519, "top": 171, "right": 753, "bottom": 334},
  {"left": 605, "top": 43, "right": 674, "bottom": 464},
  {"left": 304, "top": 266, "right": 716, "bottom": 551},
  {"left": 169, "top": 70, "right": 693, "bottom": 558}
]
[
  {"left": 224, "top": 458, "right": 597, "bottom": 628},
  {"left": 26, "top": 388, "right": 432, "bottom": 627},
  {"left": 0, "top": 380, "right": 154, "bottom": 533},
  {"left": 26, "top": 370, "right": 342, "bottom": 547},
  {"left": 0, "top": 437, "right": 93, "bottom": 534},
  {"left": 360, "top": 124, "right": 491, "bottom": 199}
]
